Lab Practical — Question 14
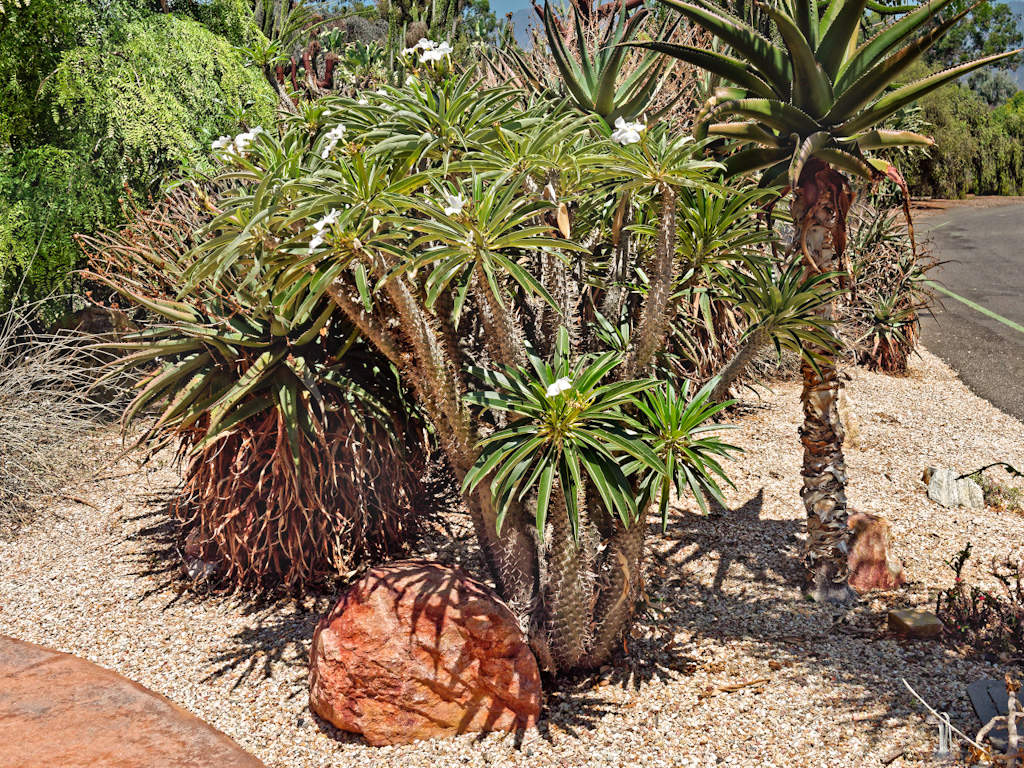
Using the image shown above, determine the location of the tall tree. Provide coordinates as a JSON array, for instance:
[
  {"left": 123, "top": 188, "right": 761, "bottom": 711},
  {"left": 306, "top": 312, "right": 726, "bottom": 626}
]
[
  {"left": 640, "top": 0, "right": 1020, "bottom": 601},
  {"left": 926, "top": 0, "right": 1024, "bottom": 70}
]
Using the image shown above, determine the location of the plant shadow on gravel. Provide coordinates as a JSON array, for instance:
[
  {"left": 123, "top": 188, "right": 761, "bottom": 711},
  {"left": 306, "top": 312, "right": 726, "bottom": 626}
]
[
  {"left": 123, "top": 492, "right": 330, "bottom": 693},
  {"left": 529, "top": 489, "right": 963, "bottom": 758},
  {"left": 596, "top": 488, "right": 961, "bottom": 756},
  {"left": 127, "top": 481, "right": 953, "bottom": 755}
]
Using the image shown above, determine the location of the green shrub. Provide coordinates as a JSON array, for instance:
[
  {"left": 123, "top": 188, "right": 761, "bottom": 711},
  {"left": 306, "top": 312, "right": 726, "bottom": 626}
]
[
  {"left": 45, "top": 14, "right": 273, "bottom": 192},
  {"left": 906, "top": 82, "right": 1024, "bottom": 198},
  {"left": 0, "top": 8, "right": 274, "bottom": 318},
  {"left": 0, "top": 147, "right": 116, "bottom": 314}
]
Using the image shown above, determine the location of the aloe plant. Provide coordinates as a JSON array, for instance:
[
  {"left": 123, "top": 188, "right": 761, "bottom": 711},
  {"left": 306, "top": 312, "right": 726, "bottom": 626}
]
[
  {"left": 643, "top": 0, "right": 1020, "bottom": 601},
  {"left": 501, "top": 1, "right": 679, "bottom": 122},
  {"left": 87, "top": 186, "right": 429, "bottom": 589}
]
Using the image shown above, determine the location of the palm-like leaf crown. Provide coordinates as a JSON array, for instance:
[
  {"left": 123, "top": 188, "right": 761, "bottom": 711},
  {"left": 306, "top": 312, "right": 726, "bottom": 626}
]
[{"left": 640, "top": 0, "right": 1022, "bottom": 186}]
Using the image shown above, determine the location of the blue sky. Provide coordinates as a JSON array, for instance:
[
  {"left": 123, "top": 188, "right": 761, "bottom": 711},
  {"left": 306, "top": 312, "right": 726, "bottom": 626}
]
[{"left": 490, "top": 0, "right": 529, "bottom": 17}]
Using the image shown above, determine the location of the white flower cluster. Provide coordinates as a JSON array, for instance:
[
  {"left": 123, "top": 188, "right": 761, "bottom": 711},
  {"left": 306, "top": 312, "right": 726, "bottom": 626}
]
[
  {"left": 401, "top": 38, "right": 453, "bottom": 64},
  {"left": 441, "top": 191, "right": 466, "bottom": 216},
  {"left": 211, "top": 126, "right": 264, "bottom": 162},
  {"left": 308, "top": 209, "right": 340, "bottom": 254},
  {"left": 320, "top": 124, "right": 347, "bottom": 159},
  {"left": 611, "top": 116, "right": 645, "bottom": 146},
  {"left": 545, "top": 377, "right": 573, "bottom": 398}
]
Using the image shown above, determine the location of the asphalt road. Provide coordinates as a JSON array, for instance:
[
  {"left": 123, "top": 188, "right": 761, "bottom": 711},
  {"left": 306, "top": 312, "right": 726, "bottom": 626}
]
[{"left": 917, "top": 204, "right": 1024, "bottom": 421}]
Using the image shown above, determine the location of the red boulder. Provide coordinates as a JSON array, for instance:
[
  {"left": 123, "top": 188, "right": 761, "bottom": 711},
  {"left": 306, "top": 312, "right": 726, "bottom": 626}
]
[
  {"left": 308, "top": 560, "right": 541, "bottom": 745},
  {"left": 847, "top": 512, "right": 906, "bottom": 593}
]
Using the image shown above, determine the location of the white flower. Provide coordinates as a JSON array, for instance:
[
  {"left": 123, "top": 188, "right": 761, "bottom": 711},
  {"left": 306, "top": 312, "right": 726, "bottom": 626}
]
[
  {"left": 212, "top": 135, "right": 233, "bottom": 160},
  {"left": 376, "top": 89, "right": 387, "bottom": 95},
  {"left": 357, "top": 98, "right": 368, "bottom": 106},
  {"left": 441, "top": 191, "right": 466, "bottom": 216},
  {"left": 401, "top": 47, "right": 417, "bottom": 56},
  {"left": 320, "top": 124, "right": 347, "bottom": 159},
  {"left": 611, "top": 116, "right": 645, "bottom": 146},
  {"left": 315, "top": 209, "right": 340, "bottom": 232},
  {"left": 545, "top": 377, "right": 573, "bottom": 398},
  {"left": 419, "top": 41, "right": 453, "bottom": 63},
  {"left": 418, "top": 38, "right": 434, "bottom": 50},
  {"left": 232, "top": 126, "right": 264, "bottom": 155},
  {"left": 308, "top": 234, "right": 324, "bottom": 254}
]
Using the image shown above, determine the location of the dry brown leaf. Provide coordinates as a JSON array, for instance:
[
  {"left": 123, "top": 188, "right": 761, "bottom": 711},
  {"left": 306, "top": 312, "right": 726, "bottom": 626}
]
[{"left": 557, "top": 203, "right": 570, "bottom": 238}]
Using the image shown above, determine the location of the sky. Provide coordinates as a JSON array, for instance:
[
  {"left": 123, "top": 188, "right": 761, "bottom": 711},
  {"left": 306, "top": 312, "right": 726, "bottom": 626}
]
[{"left": 490, "top": 0, "right": 529, "bottom": 17}]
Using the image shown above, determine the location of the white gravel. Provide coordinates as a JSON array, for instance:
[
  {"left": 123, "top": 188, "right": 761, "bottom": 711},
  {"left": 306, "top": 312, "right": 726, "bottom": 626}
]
[{"left": 1, "top": 347, "right": 1022, "bottom": 768}]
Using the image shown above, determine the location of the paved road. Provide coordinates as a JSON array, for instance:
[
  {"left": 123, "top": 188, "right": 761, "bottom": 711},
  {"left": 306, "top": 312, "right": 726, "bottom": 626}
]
[{"left": 917, "top": 204, "right": 1024, "bottom": 421}]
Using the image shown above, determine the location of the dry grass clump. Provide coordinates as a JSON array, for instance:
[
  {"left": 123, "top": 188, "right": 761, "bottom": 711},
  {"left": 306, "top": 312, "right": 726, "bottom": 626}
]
[{"left": 0, "top": 304, "right": 125, "bottom": 535}]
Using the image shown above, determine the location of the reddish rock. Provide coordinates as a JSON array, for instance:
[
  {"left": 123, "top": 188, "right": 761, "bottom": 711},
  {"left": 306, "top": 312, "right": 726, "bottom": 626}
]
[
  {"left": 308, "top": 560, "right": 541, "bottom": 745},
  {"left": 847, "top": 512, "right": 906, "bottom": 593},
  {"left": 0, "top": 634, "right": 264, "bottom": 768}
]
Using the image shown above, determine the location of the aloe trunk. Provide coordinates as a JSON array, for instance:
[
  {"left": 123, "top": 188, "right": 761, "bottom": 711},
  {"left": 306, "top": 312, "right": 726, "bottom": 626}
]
[{"left": 792, "top": 161, "right": 857, "bottom": 603}]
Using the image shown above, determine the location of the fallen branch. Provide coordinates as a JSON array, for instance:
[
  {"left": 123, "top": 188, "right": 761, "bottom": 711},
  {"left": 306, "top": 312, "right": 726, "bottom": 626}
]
[
  {"left": 717, "top": 677, "right": 769, "bottom": 693},
  {"left": 61, "top": 494, "right": 100, "bottom": 510}
]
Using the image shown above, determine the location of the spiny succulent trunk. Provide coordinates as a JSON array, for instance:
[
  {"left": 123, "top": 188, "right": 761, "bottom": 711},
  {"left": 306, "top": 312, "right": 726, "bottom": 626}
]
[
  {"left": 327, "top": 276, "right": 538, "bottom": 611},
  {"left": 536, "top": 481, "right": 592, "bottom": 671},
  {"left": 530, "top": 490, "right": 648, "bottom": 672},
  {"left": 709, "top": 326, "right": 770, "bottom": 402},
  {"left": 586, "top": 510, "right": 647, "bottom": 666},
  {"left": 600, "top": 193, "right": 633, "bottom": 328},
  {"left": 624, "top": 183, "right": 676, "bottom": 378},
  {"left": 792, "top": 164, "right": 857, "bottom": 604},
  {"left": 474, "top": 263, "right": 525, "bottom": 368},
  {"left": 463, "top": 477, "right": 539, "bottom": 616}
]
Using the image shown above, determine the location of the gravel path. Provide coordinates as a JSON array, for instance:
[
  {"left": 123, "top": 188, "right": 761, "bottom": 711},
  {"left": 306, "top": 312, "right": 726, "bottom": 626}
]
[{"left": 1, "top": 348, "right": 1022, "bottom": 767}]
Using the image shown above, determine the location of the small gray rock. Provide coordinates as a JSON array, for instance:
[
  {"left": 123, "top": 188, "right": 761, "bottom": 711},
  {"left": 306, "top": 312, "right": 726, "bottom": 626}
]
[
  {"left": 927, "top": 468, "right": 960, "bottom": 507},
  {"left": 925, "top": 468, "right": 986, "bottom": 509},
  {"left": 957, "top": 477, "right": 985, "bottom": 510}
]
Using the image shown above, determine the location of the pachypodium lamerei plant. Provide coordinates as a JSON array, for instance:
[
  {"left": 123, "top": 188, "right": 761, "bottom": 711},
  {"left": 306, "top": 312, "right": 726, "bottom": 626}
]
[
  {"left": 172, "top": 71, "right": 757, "bottom": 672},
  {"left": 641, "top": 0, "right": 1021, "bottom": 600}
]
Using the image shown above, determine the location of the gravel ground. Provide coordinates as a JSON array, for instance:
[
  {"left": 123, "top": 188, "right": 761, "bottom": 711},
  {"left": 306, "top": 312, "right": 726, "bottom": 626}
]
[{"left": 1, "top": 347, "right": 1022, "bottom": 768}]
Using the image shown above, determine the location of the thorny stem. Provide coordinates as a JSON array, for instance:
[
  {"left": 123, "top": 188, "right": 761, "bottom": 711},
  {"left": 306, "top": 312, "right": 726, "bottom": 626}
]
[{"left": 623, "top": 183, "right": 676, "bottom": 379}]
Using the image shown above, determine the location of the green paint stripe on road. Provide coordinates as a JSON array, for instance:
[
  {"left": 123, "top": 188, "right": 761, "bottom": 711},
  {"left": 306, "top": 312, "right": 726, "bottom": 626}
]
[{"left": 925, "top": 280, "right": 1024, "bottom": 336}]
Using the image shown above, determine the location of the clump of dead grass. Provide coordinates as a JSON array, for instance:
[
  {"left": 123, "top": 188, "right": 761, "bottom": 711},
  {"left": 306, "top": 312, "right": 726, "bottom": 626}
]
[{"left": 0, "top": 303, "right": 126, "bottom": 536}]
